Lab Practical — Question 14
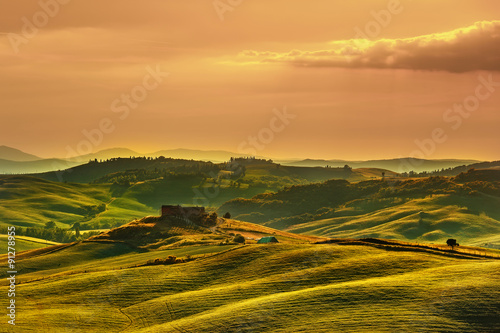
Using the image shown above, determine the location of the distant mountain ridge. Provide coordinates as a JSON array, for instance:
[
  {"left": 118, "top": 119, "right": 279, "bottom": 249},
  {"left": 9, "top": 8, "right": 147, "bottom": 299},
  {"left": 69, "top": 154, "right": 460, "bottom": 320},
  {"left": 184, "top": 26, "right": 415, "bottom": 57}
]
[
  {"left": 0, "top": 145, "right": 41, "bottom": 162},
  {"left": 0, "top": 146, "right": 266, "bottom": 174},
  {"left": 0, "top": 145, "right": 491, "bottom": 175},
  {"left": 0, "top": 158, "right": 81, "bottom": 174},
  {"left": 282, "top": 158, "right": 482, "bottom": 173}
]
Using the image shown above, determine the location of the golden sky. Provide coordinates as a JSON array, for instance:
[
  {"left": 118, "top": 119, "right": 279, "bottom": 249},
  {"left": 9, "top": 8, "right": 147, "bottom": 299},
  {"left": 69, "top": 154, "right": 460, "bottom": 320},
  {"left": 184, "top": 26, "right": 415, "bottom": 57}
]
[{"left": 1, "top": 0, "right": 499, "bottom": 160}]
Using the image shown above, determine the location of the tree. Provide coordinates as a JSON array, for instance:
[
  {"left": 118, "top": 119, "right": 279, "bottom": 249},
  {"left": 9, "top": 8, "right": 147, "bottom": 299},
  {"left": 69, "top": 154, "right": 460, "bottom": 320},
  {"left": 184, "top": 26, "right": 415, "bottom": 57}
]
[
  {"left": 233, "top": 234, "right": 245, "bottom": 244},
  {"left": 201, "top": 212, "right": 218, "bottom": 227},
  {"left": 446, "top": 239, "right": 459, "bottom": 249},
  {"left": 45, "top": 221, "right": 56, "bottom": 229},
  {"left": 75, "top": 227, "right": 81, "bottom": 238},
  {"left": 223, "top": 212, "right": 231, "bottom": 219}
]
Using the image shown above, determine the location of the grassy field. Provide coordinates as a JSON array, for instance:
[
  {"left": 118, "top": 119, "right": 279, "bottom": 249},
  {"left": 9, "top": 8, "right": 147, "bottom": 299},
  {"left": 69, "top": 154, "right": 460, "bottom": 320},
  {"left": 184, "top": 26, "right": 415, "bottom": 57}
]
[
  {"left": 0, "top": 163, "right": 391, "bottom": 231},
  {"left": 0, "top": 176, "right": 119, "bottom": 228},
  {"left": 0, "top": 174, "right": 292, "bottom": 230},
  {"left": 1, "top": 162, "right": 498, "bottom": 331},
  {"left": 0, "top": 235, "right": 60, "bottom": 253},
  {"left": 220, "top": 171, "right": 500, "bottom": 248},
  {"left": 285, "top": 194, "right": 500, "bottom": 248},
  {"left": 220, "top": 219, "right": 328, "bottom": 244},
  {"left": 0, "top": 241, "right": 498, "bottom": 332}
]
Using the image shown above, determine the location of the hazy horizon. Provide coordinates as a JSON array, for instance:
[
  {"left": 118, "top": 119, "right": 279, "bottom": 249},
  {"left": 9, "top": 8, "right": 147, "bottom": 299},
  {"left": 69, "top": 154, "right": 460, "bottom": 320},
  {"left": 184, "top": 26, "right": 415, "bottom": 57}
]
[
  {"left": 2, "top": 1, "right": 499, "bottom": 161},
  {"left": 0, "top": 144, "right": 488, "bottom": 163}
]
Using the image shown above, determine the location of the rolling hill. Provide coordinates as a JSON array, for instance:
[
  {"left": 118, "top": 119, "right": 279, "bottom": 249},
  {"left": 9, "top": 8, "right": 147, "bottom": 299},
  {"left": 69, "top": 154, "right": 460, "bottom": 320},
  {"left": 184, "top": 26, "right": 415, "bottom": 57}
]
[
  {"left": 0, "top": 235, "right": 498, "bottom": 332},
  {"left": 0, "top": 171, "right": 274, "bottom": 230},
  {"left": 88, "top": 213, "right": 325, "bottom": 248},
  {"left": 3, "top": 161, "right": 499, "bottom": 249},
  {"left": 0, "top": 235, "right": 59, "bottom": 253},
  {"left": 0, "top": 176, "right": 153, "bottom": 229},
  {"left": 419, "top": 160, "right": 500, "bottom": 177},
  {"left": 69, "top": 147, "right": 266, "bottom": 163},
  {"left": 219, "top": 169, "right": 500, "bottom": 247},
  {"left": 1, "top": 190, "right": 498, "bottom": 332},
  {"left": 286, "top": 194, "right": 500, "bottom": 248},
  {"left": 3, "top": 144, "right": 486, "bottom": 175},
  {"left": 32, "top": 157, "right": 221, "bottom": 183},
  {"left": 0, "top": 146, "right": 267, "bottom": 174},
  {"left": 31, "top": 157, "right": 391, "bottom": 184},
  {"left": 2, "top": 159, "right": 356, "bottom": 230},
  {"left": 0, "top": 157, "right": 398, "bottom": 231},
  {"left": 146, "top": 148, "right": 266, "bottom": 162},
  {"left": 0, "top": 146, "right": 249, "bottom": 174}
]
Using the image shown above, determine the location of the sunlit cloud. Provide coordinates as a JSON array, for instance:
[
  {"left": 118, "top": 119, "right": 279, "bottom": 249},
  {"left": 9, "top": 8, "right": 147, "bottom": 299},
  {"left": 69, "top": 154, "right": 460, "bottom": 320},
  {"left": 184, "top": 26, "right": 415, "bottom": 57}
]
[{"left": 237, "top": 21, "right": 500, "bottom": 73}]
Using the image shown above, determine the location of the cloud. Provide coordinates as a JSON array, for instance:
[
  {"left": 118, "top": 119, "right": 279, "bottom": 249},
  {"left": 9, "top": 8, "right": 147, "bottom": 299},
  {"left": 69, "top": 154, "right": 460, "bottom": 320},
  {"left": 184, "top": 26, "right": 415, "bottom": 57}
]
[{"left": 237, "top": 21, "right": 500, "bottom": 73}]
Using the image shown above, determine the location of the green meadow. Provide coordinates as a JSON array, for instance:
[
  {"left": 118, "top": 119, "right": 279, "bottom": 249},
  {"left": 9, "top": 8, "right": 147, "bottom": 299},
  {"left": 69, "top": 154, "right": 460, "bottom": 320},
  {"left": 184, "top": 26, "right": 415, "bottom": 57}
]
[
  {"left": 1, "top": 159, "right": 499, "bottom": 331},
  {"left": 1, "top": 242, "right": 498, "bottom": 332},
  {"left": 0, "top": 235, "right": 59, "bottom": 252},
  {"left": 286, "top": 194, "right": 500, "bottom": 247},
  {"left": 0, "top": 158, "right": 391, "bottom": 231},
  {"left": 0, "top": 176, "right": 117, "bottom": 228},
  {"left": 220, "top": 170, "right": 500, "bottom": 248}
]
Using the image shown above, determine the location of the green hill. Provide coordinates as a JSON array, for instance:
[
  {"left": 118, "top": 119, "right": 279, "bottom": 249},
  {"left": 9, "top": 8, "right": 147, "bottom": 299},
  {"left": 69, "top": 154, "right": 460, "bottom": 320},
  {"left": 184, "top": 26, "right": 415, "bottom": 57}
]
[
  {"left": 219, "top": 169, "right": 500, "bottom": 247},
  {"left": 0, "top": 176, "right": 118, "bottom": 228},
  {"left": 410, "top": 161, "right": 500, "bottom": 177},
  {"left": 286, "top": 194, "right": 500, "bottom": 247},
  {"left": 0, "top": 235, "right": 60, "bottom": 253},
  {"left": 1, "top": 239, "right": 498, "bottom": 332},
  {"left": 0, "top": 174, "right": 275, "bottom": 230},
  {"left": 91, "top": 214, "right": 325, "bottom": 248},
  {"left": 4, "top": 159, "right": 497, "bottom": 248},
  {"left": 33, "top": 157, "right": 221, "bottom": 183},
  {"left": 0, "top": 157, "right": 398, "bottom": 231},
  {"left": 32, "top": 157, "right": 390, "bottom": 184}
]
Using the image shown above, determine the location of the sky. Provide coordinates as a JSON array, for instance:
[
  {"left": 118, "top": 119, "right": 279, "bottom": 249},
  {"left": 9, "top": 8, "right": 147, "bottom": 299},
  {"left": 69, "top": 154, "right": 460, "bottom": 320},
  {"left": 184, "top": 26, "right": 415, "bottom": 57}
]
[{"left": 0, "top": 0, "right": 499, "bottom": 161}]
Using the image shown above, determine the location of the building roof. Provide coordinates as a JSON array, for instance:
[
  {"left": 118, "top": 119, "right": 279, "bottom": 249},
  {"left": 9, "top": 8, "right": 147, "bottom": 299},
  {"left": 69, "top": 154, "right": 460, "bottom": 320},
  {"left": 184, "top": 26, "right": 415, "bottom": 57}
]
[{"left": 257, "top": 236, "right": 279, "bottom": 244}]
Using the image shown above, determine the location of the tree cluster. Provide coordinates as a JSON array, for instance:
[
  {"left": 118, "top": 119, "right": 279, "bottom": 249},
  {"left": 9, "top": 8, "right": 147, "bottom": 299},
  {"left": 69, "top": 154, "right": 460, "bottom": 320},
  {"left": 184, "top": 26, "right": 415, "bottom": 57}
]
[
  {"left": 0, "top": 225, "right": 100, "bottom": 243},
  {"left": 219, "top": 174, "right": 500, "bottom": 224}
]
